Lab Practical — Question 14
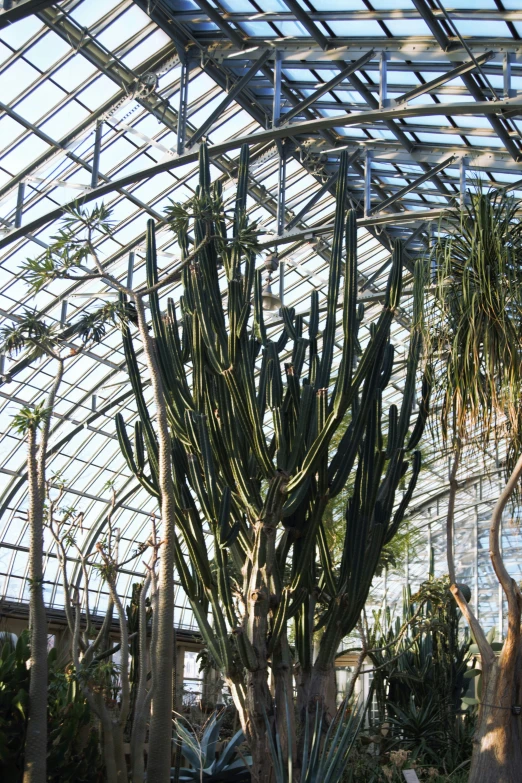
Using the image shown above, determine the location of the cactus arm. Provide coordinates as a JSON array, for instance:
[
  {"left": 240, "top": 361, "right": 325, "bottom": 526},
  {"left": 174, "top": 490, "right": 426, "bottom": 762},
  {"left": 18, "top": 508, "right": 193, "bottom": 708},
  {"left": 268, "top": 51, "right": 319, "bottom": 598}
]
[
  {"left": 316, "top": 150, "right": 349, "bottom": 389},
  {"left": 385, "top": 450, "right": 422, "bottom": 543},
  {"left": 407, "top": 369, "right": 432, "bottom": 450}
]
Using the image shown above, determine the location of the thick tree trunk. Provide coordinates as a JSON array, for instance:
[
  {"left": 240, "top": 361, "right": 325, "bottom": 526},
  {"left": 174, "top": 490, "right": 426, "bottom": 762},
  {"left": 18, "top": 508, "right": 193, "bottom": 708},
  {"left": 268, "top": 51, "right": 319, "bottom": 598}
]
[
  {"left": 273, "top": 634, "right": 297, "bottom": 768},
  {"left": 245, "top": 668, "right": 273, "bottom": 783},
  {"left": 22, "top": 429, "right": 47, "bottom": 783},
  {"left": 448, "top": 450, "right": 522, "bottom": 783},
  {"left": 468, "top": 658, "right": 522, "bottom": 783}
]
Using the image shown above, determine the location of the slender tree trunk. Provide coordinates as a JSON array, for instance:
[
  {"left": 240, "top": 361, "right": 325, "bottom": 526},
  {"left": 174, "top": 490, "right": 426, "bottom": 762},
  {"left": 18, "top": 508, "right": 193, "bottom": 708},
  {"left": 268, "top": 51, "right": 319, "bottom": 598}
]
[
  {"left": 23, "top": 360, "right": 63, "bottom": 783},
  {"left": 447, "top": 448, "right": 522, "bottom": 783},
  {"left": 22, "top": 429, "right": 47, "bottom": 783},
  {"left": 134, "top": 295, "right": 175, "bottom": 783}
]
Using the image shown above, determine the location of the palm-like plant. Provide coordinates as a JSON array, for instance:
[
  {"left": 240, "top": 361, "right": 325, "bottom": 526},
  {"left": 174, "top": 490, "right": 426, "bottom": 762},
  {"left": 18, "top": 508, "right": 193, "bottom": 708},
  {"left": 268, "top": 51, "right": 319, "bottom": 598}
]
[
  {"left": 429, "top": 186, "right": 522, "bottom": 447},
  {"left": 427, "top": 186, "right": 522, "bottom": 783}
]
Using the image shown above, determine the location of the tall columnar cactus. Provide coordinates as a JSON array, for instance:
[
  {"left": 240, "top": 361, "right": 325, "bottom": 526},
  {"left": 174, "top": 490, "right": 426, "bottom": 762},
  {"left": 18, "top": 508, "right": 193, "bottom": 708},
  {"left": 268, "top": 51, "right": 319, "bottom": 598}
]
[{"left": 116, "top": 144, "right": 428, "bottom": 782}]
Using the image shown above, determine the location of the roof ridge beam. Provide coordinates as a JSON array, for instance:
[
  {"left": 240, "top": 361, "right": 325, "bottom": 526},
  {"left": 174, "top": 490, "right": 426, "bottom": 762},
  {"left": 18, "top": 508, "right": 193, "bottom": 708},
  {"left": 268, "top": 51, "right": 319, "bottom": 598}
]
[{"left": 1, "top": 97, "right": 519, "bottom": 251}]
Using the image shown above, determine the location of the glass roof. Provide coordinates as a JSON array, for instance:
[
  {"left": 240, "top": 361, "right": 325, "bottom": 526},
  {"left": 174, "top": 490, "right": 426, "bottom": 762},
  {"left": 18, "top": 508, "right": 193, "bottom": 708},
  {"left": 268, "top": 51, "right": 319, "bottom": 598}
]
[{"left": 1, "top": 0, "right": 522, "bottom": 637}]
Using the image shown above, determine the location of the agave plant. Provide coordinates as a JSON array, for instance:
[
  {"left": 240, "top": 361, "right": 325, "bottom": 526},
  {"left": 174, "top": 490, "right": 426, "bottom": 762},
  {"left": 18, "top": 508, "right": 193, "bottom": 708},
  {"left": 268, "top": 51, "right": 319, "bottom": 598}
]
[
  {"left": 265, "top": 697, "right": 365, "bottom": 783},
  {"left": 173, "top": 711, "right": 250, "bottom": 783}
]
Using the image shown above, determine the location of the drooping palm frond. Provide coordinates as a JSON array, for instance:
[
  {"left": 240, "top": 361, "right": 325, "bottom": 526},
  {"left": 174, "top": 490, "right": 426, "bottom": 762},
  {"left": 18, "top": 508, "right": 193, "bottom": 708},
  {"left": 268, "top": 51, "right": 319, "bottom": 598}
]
[{"left": 427, "top": 185, "right": 522, "bottom": 449}]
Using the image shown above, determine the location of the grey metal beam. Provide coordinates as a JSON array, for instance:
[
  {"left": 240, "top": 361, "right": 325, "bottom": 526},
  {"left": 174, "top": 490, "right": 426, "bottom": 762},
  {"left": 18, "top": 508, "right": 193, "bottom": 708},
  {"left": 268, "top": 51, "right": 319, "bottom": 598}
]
[
  {"left": 188, "top": 49, "right": 272, "bottom": 147},
  {"left": 192, "top": 0, "right": 244, "bottom": 50},
  {"left": 405, "top": 0, "right": 451, "bottom": 52},
  {"left": 282, "top": 50, "right": 375, "bottom": 124},
  {"left": 90, "top": 122, "right": 103, "bottom": 189},
  {"left": 460, "top": 71, "right": 522, "bottom": 162},
  {"left": 209, "top": 41, "right": 522, "bottom": 63},
  {"left": 286, "top": 170, "right": 339, "bottom": 231},
  {"left": 172, "top": 10, "right": 522, "bottom": 24},
  {"left": 0, "top": 96, "right": 517, "bottom": 251},
  {"left": 257, "top": 207, "right": 454, "bottom": 251},
  {"left": 0, "top": 0, "right": 53, "bottom": 28},
  {"left": 396, "top": 50, "right": 495, "bottom": 105},
  {"left": 369, "top": 155, "right": 455, "bottom": 215},
  {"left": 283, "top": 0, "right": 328, "bottom": 51}
]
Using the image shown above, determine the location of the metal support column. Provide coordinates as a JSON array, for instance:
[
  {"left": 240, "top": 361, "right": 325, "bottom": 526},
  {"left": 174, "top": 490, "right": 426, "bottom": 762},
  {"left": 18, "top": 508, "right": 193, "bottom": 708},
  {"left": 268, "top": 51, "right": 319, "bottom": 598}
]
[
  {"left": 474, "top": 504, "right": 479, "bottom": 622},
  {"left": 364, "top": 150, "right": 373, "bottom": 217},
  {"left": 91, "top": 122, "right": 103, "bottom": 189},
  {"left": 504, "top": 53, "right": 514, "bottom": 99},
  {"left": 14, "top": 182, "right": 25, "bottom": 229},
  {"left": 498, "top": 488, "right": 503, "bottom": 638},
  {"left": 127, "top": 251, "right": 135, "bottom": 290},
  {"left": 273, "top": 51, "right": 283, "bottom": 127},
  {"left": 177, "top": 59, "right": 189, "bottom": 155},
  {"left": 427, "top": 519, "right": 432, "bottom": 576},
  {"left": 460, "top": 156, "right": 469, "bottom": 205},
  {"left": 379, "top": 52, "right": 389, "bottom": 108},
  {"left": 276, "top": 142, "right": 286, "bottom": 307},
  {"left": 60, "top": 300, "right": 68, "bottom": 326}
]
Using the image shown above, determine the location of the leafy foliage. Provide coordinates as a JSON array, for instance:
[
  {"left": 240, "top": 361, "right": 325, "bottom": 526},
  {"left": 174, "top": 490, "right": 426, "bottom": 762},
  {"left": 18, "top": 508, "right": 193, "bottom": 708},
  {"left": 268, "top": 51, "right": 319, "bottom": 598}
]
[
  {"left": 0, "top": 310, "right": 59, "bottom": 358},
  {"left": 427, "top": 186, "right": 522, "bottom": 450},
  {"left": 12, "top": 402, "right": 50, "bottom": 434},
  {"left": 20, "top": 205, "right": 114, "bottom": 295},
  {"left": 367, "top": 577, "right": 474, "bottom": 773},
  {"left": 0, "top": 632, "right": 103, "bottom": 783}
]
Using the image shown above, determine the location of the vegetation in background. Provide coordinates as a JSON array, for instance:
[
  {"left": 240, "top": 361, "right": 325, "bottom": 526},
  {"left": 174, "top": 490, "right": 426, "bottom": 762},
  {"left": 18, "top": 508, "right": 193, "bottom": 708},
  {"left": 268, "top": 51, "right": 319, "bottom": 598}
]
[{"left": 427, "top": 187, "right": 522, "bottom": 783}]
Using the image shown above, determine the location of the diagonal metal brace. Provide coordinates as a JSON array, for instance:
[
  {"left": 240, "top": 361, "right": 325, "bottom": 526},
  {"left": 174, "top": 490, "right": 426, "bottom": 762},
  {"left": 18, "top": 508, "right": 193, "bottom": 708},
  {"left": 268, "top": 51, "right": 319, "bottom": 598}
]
[
  {"left": 369, "top": 155, "right": 455, "bottom": 215},
  {"left": 396, "top": 51, "right": 495, "bottom": 105},
  {"left": 187, "top": 49, "right": 272, "bottom": 148},
  {"left": 283, "top": 50, "right": 375, "bottom": 124}
]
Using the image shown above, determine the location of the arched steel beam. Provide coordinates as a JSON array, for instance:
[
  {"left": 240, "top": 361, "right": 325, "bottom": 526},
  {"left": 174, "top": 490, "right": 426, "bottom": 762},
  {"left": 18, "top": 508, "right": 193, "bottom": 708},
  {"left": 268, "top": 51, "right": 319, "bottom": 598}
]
[{"left": 1, "top": 97, "right": 519, "bottom": 252}]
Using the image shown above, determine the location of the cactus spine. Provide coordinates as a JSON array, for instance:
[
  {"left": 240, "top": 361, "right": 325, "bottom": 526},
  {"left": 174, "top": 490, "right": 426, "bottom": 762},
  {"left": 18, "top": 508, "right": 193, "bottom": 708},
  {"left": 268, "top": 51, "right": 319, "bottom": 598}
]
[{"left": 116, "top": 144, "right": 428, "bottom": 781}]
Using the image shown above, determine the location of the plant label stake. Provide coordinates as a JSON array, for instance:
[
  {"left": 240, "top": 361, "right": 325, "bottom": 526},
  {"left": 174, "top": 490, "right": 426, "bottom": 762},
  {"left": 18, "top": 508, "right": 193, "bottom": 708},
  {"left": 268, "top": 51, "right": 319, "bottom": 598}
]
[{"left": 402, "top": 771, "right": 420, "bottom": 783}]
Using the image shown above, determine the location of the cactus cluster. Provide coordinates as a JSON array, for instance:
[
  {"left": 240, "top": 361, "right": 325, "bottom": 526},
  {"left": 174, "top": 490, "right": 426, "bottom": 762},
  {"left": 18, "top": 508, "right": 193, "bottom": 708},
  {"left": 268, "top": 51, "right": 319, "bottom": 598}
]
[{"left": 115, "top": 143, "right": 429, "bottom": 773}]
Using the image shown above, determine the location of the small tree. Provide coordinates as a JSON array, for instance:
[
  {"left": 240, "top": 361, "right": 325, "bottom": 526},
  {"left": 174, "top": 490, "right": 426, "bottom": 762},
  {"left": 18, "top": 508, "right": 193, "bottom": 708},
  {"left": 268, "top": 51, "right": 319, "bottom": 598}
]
[
  {"left": 12, "top": 203, "right": 210, "bottom": 783},
  {"left": 427, "top": 187, "right": 522, "bottom": 783},
  {"left": 1, "top": 291, "right": 121, "bottom": 783},
  {"left": 47, "top": 484, "right": 160, "bottom": 783}
]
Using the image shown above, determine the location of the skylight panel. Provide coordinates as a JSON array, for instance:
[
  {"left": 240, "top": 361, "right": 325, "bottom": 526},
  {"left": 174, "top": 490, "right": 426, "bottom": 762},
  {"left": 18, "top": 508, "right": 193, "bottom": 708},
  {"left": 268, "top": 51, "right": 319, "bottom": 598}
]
[
  {"left": 237, "top": 21, "right": 277, "bottom": 36},
  {"left": 70, "top": 0, "right": 123, "bottom": 30},
  {"left": 0, "top": 116, "right": 25, "bottom": 153},
  {"left": 121, "top": 29, "right": 172, "bottom": 69},
  {"left": 14, "top": 81, "right": 67, "bottom": 125},
  {"left": 77, "top": 76, "right": 121, "bottom": 114},
  {"left": 382, "top": 20, "right": 433, "bottom": 37},
  {"left": 24, "top": 31, "right": 71, "bottom": 71},
  {"left": 0, "top": 136, "right": 52, "bottom": 179},
  {"left": 52, "top": 53, "right": 98, "bottom": 91},
  {"left": 0, "top": 13, "right": 44, "bottom": 49},
  {"left": 327, "top": 20, "right": 386, "bottom": 37},
  {"left": 451, "top": 21, "right": 511, "bottom": 38},
  {"left": 97, "top": 4, "right": 153, "bottom": 51},
  {"left": 1, "top": 59, "right": 41, "bottom": 104}
]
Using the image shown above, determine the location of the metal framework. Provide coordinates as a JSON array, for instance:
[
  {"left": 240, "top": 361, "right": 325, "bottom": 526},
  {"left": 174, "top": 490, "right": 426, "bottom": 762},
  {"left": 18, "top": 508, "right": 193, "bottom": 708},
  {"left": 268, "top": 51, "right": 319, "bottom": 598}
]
[{"left": 1, "top": 0, "right": 522, "bottom": 636}]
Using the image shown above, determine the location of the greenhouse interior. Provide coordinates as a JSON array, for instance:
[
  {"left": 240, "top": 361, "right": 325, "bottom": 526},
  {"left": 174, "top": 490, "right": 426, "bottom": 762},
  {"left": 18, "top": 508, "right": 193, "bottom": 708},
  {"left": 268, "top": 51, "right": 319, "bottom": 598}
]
[{"left": 2, "top": 1, "right": 522, "bottom": 781}]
